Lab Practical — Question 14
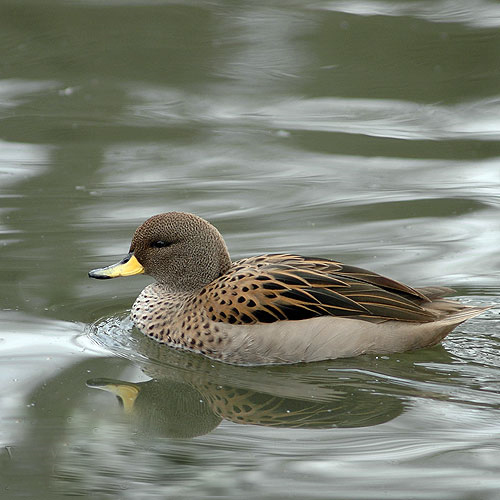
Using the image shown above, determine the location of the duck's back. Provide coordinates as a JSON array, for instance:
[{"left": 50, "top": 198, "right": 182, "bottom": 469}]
[{"left": 198, "top": 254, "right": 440, "bottom": 325}]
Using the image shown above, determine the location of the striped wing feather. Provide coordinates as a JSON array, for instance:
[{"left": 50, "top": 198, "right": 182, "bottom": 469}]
[{"left": 201, "top": 254, "right": 437, "bottom": 325}]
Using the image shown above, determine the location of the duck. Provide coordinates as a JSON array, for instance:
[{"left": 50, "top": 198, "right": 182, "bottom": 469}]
[{"left": 89, "top": 212, "right": 488, "bottom": 365}]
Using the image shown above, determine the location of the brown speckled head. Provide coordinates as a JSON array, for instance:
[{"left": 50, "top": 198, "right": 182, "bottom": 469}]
[{"left": 130, "top": 212, "right": 232, "bottom": 292}]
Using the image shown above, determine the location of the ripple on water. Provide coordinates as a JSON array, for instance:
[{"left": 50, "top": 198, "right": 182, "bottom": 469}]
[{"left": 314, "top": 0, "right": 500, "bottom": 29}]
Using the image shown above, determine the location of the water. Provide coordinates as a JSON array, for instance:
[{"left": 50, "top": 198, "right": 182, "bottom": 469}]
[{"left": 1, "top": 0, "right": 500, "bottom": 498}]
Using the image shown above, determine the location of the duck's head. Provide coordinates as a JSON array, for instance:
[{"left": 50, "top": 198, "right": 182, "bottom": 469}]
[{"left": 89, "top": 212, "right": 232, "bottom": 293}]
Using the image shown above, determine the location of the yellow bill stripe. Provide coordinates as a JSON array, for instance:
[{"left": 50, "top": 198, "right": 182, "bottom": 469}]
[{"left": 89, "top": 252, "right": 144, "bottom": 279}]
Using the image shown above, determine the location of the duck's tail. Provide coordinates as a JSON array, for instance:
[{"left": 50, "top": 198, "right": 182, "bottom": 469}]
[
  {"left": 415, "top": 286, "right": 456, "bottom": 300},
  {"left": 437, "top": 305, "right": 490, "bottom": 326}
]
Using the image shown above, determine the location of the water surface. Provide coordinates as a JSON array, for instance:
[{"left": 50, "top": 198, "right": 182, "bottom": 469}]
[{"left": 1, "top": 1, "right": 500, "bottom": 498}]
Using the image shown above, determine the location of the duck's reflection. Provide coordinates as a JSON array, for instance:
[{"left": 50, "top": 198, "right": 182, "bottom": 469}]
[
  {"left": 88, "top": 378, "right": 222, "bottom": 438},
  {"left": 87, "top": 330, "right": 404, "bottom": 438}
]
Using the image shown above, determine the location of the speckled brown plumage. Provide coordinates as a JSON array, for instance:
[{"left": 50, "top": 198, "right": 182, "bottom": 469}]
[
  {"left": 197, "top": 253, "right": 437, "bottom": 325},
  {"left": 89, "top": 211, "right": 489, "bottom": 365}
]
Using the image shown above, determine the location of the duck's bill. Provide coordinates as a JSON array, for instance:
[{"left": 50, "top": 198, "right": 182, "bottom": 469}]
[
  {"left": 87, "top": 378, "right": 140, "bottom": 413},
  {"left": 88, "top": 252, "right": 144, "bottom": 279}
]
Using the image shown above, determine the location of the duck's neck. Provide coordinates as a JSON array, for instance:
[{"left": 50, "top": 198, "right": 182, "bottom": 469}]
[{"left": 157, "top": 254, "right": 233, "bottom": 294}]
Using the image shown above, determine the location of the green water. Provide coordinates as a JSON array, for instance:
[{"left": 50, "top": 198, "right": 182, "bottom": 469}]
[{"left": 1, "top": 1, "right": 500, "bottom": 498}]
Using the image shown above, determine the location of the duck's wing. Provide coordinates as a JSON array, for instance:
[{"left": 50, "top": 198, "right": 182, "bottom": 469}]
[{"left": 200, "top": 254, "right": 437, "bottom": 325}]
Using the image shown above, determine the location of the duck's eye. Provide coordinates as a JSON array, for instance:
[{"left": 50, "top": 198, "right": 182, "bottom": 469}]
[{"left": 151, "top": 240, "right": 170, "bottom": 248}]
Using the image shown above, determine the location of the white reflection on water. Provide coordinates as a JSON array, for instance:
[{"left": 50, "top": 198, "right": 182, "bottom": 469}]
[
  {"left": 124, "top": 86, "right": 500, "bottom": 141},
  {"left": 0, "top": 130, "right": 53, "bottom": 238},
  {"left": 0, "top": 139, "right": 52, "bottom": 188},
  {"left": 0, "top": 311, "right": 97, "bottom": 446},
  {"left": 263, "top": 97, "right": 500, "bottom": 141},
  {"left": 316, "top": 0, "right": 500, "bottom": 28},
  {"left": 0, "top": 79, "right": 57, "bottom": 109}
]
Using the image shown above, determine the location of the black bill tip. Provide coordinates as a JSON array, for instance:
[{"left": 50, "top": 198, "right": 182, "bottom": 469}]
[{"left": 88, "top": 269, "right": 113, "bottom": 279}]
